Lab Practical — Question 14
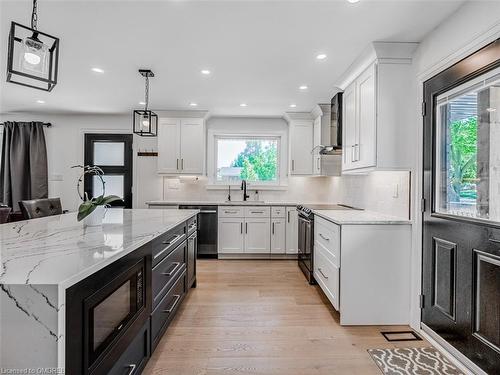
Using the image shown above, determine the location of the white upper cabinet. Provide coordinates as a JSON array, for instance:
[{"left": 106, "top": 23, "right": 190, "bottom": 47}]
[
  {"left": 342, "top": 64, "right": 377, "bottom": 172},
  {"left": 312, "top": 115, "right": 322, "bottom": 175},
  {"left": 157, "top": 118, "right": 180, "bottom": 174},
  {"left": 158, "top": 116, "right": 205, "bottom": 175},
  {"left": 339, "top": 42, "right": 418, "bottom": 174},
  {"left": 179, "top": 119, "right": 204, "bottom": 174},
  {"left": 287, "top": 117, "right": 313, "bottom": 175}
]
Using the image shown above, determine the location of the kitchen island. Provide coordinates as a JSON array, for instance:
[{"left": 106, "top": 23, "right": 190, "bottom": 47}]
[{"left": 0, "top": 208, "right": 198, "bottom": 373}]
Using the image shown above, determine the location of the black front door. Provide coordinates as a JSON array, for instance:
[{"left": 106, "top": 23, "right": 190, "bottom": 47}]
[
  {"left": 422, "top": 39, "right": 500, "bottom": 373},
  {"left": 84, "top": 134, "right": 133, "bottom": 208}
]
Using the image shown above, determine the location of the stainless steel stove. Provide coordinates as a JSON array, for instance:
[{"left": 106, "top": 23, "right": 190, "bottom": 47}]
[{"left": 296, "top": 204, "right": 359, "bottom": 284}]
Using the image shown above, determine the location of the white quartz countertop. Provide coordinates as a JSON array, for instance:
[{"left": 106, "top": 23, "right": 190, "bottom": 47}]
[
  {"left": 146, "top": 200, "right": 298, "bottom": 206},
  {"left": 313, "top": 209, "right": 411, "bottom": 225},
  {"left": 0, "top": 208, "right": 198, "bottom": 288}
]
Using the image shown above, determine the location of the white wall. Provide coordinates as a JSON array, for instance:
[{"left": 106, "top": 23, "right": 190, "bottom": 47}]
[{"left": 0, "top": 113, "right": 162, "bottom": 211}]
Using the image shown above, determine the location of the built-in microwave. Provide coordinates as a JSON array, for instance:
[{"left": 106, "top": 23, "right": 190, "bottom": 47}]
[
  {"left": 83, "top": 259, "right": 145, "bottom": 369},
  {"left": 83, "top": 259, "right": 145, "bottom": 368}
]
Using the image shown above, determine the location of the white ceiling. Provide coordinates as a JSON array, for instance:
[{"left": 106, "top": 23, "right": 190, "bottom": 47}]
[{"left": 0, "top": 0, "right": 466, "bottom": 117}]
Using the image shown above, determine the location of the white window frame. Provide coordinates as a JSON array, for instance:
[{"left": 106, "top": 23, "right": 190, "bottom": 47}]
[{"left": 207, "top": 128, "right": 288, "bottom": 189}]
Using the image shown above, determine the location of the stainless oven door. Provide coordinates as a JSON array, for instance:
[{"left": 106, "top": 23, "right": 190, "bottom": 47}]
[{"left": 298, "top": 214, "right": 312, "bottom": 271}]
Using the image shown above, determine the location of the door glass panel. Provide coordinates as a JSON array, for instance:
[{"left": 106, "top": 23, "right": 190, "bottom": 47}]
[
  {"left": 435, "top": 68, "right": 500, "bottom": 221},
  {"left": 93, "top": 142, "right": 124, "bottom": 166},
  {"left": 93, "top": 175, "right": 124, "bottom": 198}
]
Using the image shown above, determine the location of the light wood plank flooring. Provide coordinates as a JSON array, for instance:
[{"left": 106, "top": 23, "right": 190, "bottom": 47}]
[{"left": 144, "top": 260, "right": 427, "bottom": 375}]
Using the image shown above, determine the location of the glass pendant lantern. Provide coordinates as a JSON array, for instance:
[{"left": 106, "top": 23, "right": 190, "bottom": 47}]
[
  {"left": 7, "top": 0, "right": 59, "bottom": 91},
  {"left": 133, "top": 70, "right": 158, "bottom": 137}
]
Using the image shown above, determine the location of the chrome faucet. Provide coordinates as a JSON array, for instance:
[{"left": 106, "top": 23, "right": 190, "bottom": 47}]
[{"left": 241, "top": 180, "right": 250, "bottom": 201}]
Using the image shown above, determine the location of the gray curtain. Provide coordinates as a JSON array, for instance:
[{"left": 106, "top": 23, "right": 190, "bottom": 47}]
[{"left": 0, "top": 122, "right": 48, "bottom": 211}]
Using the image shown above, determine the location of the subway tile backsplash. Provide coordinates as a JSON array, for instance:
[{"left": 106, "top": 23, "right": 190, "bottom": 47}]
[{"left": 159, "top": 171, "right": 411, "bottom": 220}]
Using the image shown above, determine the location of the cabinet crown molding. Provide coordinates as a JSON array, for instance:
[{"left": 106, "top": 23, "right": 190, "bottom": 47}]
[{"left": 337, "top": 41, "right": 419, "bottom": 90}]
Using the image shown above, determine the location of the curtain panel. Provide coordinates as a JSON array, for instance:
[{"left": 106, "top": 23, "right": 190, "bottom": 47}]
[{"left": 0, "top": 122, "right": 48, "bottom": 211}]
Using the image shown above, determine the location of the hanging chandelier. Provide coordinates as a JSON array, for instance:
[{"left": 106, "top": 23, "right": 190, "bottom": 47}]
[
  {"left": 133, "top": 69, "right": 158, "bottom": 137},
  {"left": 7, "top": 0, "right": 59, "bottom": 91}
]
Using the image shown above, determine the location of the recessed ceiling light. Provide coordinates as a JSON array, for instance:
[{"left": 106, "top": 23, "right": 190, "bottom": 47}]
[
  {"left": 347, "top": 0, "right": 360, "bottom": 3},
  {"left": 289, "top": 104, "right": 297, "bottom": 108},
  {"left": 189, "top": 102, "right": 198, "bottom": 107},
  {"left": 299, "top": 85, "right": 308, "bottom": 90},
  {"left": 91, "top": 67, "right": 104, "bottom": 73},
  {"left": 36, "top": 99, "right": 45, "bottom": 104},
  {"left": 240, "top": 103, "right": 248, "bottom": 107},
  {"left": 139, "top": 101, "right": 146, "bottom": 105},
  {"left": 201, "top": 69, "right": 211, "bottom": 75},
  {"left": 316, "top": 54, "right": 327, "bottom": 60}
]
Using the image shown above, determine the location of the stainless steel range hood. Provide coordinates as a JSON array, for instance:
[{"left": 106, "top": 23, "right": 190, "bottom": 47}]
[{"left": 312, "top": 93, "right": 343, "bottom": 176}]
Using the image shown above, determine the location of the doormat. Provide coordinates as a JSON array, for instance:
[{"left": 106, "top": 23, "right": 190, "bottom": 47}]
[
  {"left": 368, "top": 347, "right": 464, "bottom": 375},
  {"left": 381, "top": 330, "right": 422, "bottom": 342}
]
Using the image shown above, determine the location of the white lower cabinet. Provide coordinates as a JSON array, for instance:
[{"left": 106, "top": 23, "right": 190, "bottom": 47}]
[
  {"left": 218, "top": 218, "right": 244, "bottom": 253},
  {"left": 218, "top": 205, "right": 297, "bottom": 255},
  {"left": 313, "top": 214, "right": 411, "bottom": 325},
  {"left": 245, "top": 218, "right": 271, "bottom": 253},
  {"left": 285, "top": 207, "right": 298, "bottom": 254},
  {"left": 271, "top": 218, "right": 286, "bottom": 254}
]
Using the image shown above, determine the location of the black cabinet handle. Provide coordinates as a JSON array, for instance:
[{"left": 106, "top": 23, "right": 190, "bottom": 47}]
[
  {"left": 245, "top": 222, "right": 248, "bottom": 234},
  {"left": 240, "top": 222, "right": 243, "bottom": 234},
  {"left": 272, "top": 222, "right": 275, "bottom": 235}
]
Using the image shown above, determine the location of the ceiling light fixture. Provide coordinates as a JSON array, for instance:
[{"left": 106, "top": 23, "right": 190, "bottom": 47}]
[
  {"left": 299, "top": 85, "right": 308, "bottom": 90},
  {"left": 36, "top": 99, "right": 45, "bottom": 104},
  {"left": 189, "top": 102, "right": 198, "bottom": 107},
  {"left": 347, "top": 0, "right": 360, "bottom": 3},
  {"left": 6, "top": 0, "right": 59, "bottom": 91},
  {"left": 139, "top": 101, "right": 146, "bottom": 105},
  {"left": 91, "top": 67, "right": 104, "bottom": 73},
  {"left": 289, "top": 104, "right": 297, "bottom": 108},
  {"left": 316, "top": 54, "right": 327, "bottom": 60},
  {"left": 240, "top": 103, "right": 248, "bottom": 107},
  {"left": 133, "top": 69, "right": 157, "bottom": 137},
  {"left": 201, "top": 69, "right": 211, "bottom": 75}
]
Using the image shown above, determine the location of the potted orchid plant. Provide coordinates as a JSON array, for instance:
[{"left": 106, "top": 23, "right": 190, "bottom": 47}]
[{"left": 72, "top": 165, "right": 122, "bottom": 226}]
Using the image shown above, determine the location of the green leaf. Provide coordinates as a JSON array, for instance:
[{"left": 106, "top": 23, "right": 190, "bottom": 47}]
[
  {"left": 101, "top": 195, "right": 123, "bottom": 205},
  {"left": 77, "top": 201, "right": 97, "bottom": 221}
]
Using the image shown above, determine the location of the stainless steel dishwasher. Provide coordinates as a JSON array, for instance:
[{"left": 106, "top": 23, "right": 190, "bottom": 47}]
[{"left": 178, "top": 205, "right": 218, "bottom": 258}]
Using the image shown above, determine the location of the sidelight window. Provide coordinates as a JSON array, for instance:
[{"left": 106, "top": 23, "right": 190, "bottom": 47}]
[{"left": 435, "top": 67, "right": 500, "bottom": 222}]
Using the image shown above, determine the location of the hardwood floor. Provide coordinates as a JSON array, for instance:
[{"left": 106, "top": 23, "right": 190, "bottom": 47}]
[{"left": 144, "top": 260, "right": 427, "bottom": 375}]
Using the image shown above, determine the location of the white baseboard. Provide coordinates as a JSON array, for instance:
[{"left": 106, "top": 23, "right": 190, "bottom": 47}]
[{"left": 419, "top": 324, "right": 487, "bottom": 375}]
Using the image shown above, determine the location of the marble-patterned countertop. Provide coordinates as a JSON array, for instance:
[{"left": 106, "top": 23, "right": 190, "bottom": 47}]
[
  {"left": 146, "top": 200, "right": 298, "bottom": 206},
  {"left": 0, "top": 208, "right": 198, "bottom": 288},
  {"left": 313, "top": 209, "right": 411, "bottom": 225}
]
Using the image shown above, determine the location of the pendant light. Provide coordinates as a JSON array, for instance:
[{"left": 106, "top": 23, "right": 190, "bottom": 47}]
[
  {"left": 6, "top": 0, "right": 59, "bottom": 91},
  {"left": 133, "top": 69, "right": 158, "bottom": 136}
]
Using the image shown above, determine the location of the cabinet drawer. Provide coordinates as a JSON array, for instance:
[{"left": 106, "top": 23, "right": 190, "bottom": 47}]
[
  {"left": 218, "top": 206, "right": 244, "bottom": 218},
  {"left": 108, "top": 322, "right": 150, "bottom": 375},
  {"left": 152, "top": 241, "right": 186, "bottom": 307},
  {"left": 314, "top": 244, "right": 340, "bottom": 311},
  {"left": 315, "top": 216, "right": 340, "bottom": 261},
  {"left": 244, "top": 206, "right": 271, "bottom": 218},
  {"left": 151, "top": 270, "right": 186, "bottom": 351},
  {"left": 152, "top": 223, "right": 186, "bottom": 266},
  {"left": 187, "top": 215, "right": 197, "bottom": 235},
  {"left": 271, "top": 206, "right": 286, "bottom": 218}
]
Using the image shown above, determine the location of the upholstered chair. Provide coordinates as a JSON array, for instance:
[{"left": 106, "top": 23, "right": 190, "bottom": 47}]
[{"left": 19, "top": 198, "right": 63, "bottom": 220}]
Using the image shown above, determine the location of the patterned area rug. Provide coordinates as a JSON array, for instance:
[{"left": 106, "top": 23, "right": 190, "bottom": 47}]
[{"left": 368, "top": 347, "right": 464, "bottom": 375}]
